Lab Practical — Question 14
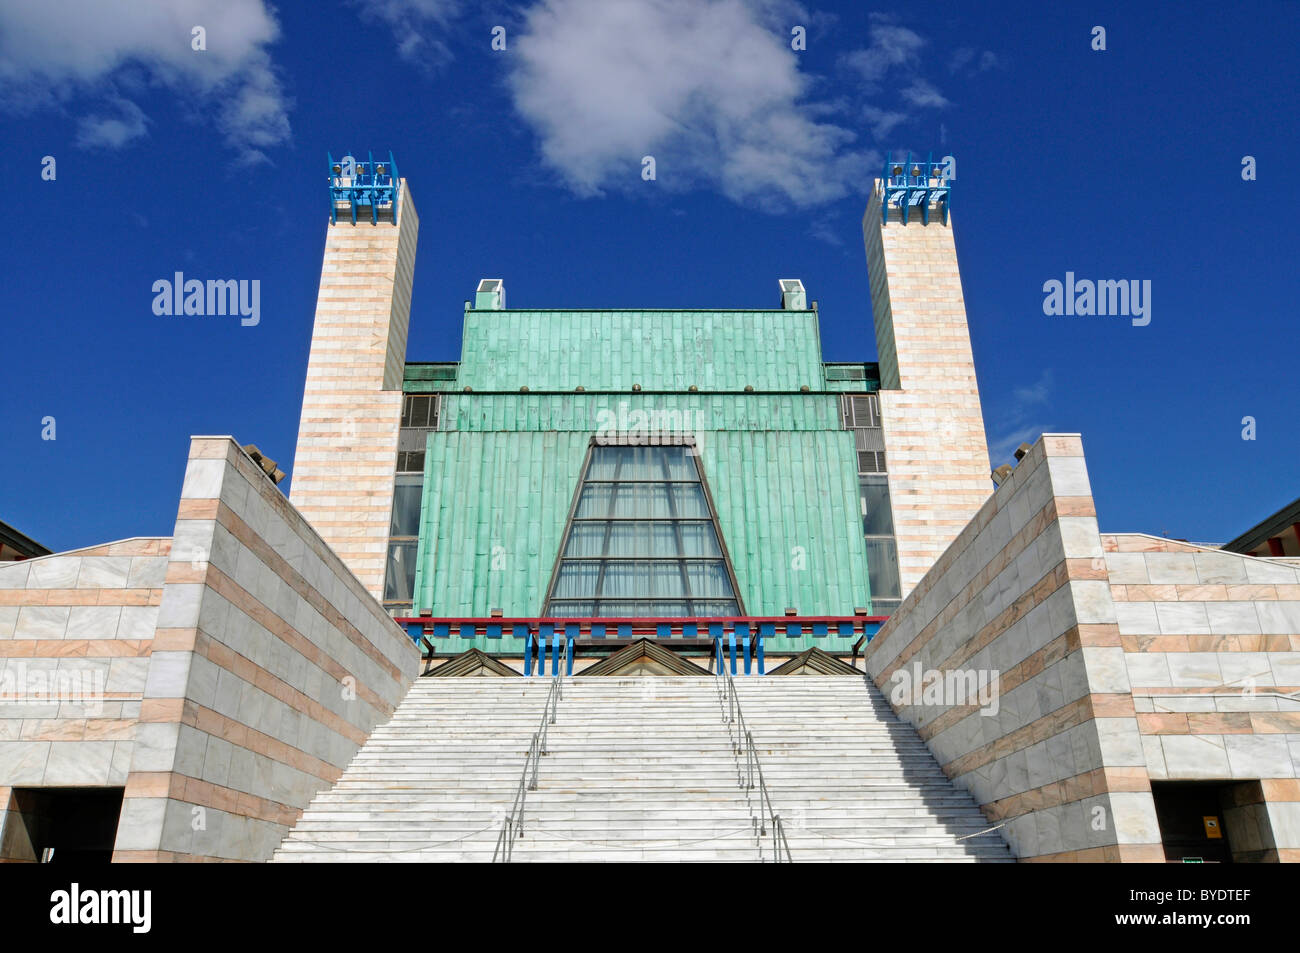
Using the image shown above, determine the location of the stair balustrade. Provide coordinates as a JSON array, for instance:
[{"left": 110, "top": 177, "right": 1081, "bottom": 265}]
[
  {"left": 492, "top": 667, "right": 564, "bottom": 862},
  {"left": 714, "top": 640, "right": 793, "bottom": 862}
]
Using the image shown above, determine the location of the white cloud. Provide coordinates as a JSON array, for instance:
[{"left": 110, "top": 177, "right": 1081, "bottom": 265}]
[
  {"left": 349, "top": 0, "right": 462, "bottom": 64},
  {"left": 841, "top": 14, "right": 952, "bottom": 147},
  {"left": 842, "top": 20, "right": 925, "bottom": 88},
  {"left": 861, "top": 104, "right": 909, "bottom": 140},
  {"left": 75, "top": 98, "right": 148, "bottom": 150},
  {"left": 1012, "top": 369, "right": 1053, "bottom": 408},
  {"left": 0, "top": 0, "right": 290, "bottom": 160},
  {"left": 949, "top": 47, "right": 1002, "bottom": 76},
  {"left": 900, "top": 78, "right": 949, "bottom": 109},
  {"left": 506, "top": 0, "right": 873, "bottom": 210},
  {"left": 808, "top": 217, "right": 844, "bottom": 247},
  {"left": 989, "top": 370, "right": 1055, "bottom": 465}
]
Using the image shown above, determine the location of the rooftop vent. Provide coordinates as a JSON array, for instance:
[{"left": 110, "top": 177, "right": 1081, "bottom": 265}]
[
  {"left": 475, "top": 278, "right": 505, "bottom": 310},
  {"left": 779, "top": 278, "right": 807, "bottom": 310}
]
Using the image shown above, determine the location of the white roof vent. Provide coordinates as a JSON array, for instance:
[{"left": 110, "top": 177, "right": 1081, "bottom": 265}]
[
  {"left": 475, "top": 278, "right": 505, "bottom": 310},
  {"left": 779, "top": 278, "right": 807, "bottom": 310}
]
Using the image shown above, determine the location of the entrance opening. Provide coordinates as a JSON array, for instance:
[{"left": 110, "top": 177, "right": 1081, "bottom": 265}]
[
  {"left": 1151, "top": 780, "right": 1277, "bottom": 864},
  {"left": 2, "top": 787, "right": 124, "bottom": 863}
]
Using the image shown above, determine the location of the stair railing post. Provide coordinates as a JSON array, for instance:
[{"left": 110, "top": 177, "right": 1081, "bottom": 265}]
[{"left": 527, "top": 732, "right": 540, "bottom": 791}]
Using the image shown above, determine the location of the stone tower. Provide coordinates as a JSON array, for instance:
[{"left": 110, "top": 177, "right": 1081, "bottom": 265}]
[
  {"left": 863, "top": 157, "right": 991, "bottom": 596},
  {"left": 289, "top": 154, "right": 419, "bottom": 599}
]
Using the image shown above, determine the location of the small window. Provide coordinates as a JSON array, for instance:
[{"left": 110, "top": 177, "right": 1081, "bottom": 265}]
[
  {"left": 864, "top": 538, "right": 901, "bottom": 603},
  {"left": 849, "top": 394, "right": 879, "bottom": 428},
  {"left": 401, "top": 394, "right": 439, "bottom": 429},
  {"left": 389, "top": 475, "right": 423, "bottom": 537},
  {"left": 860, "top": 475, "right": 896, "bottom": 537},
  {"left": 858, "top": 450, "right": 886, "bottom": 473},
  {"left": 384, "top": 540, "right": 418, "bottom": 604}
]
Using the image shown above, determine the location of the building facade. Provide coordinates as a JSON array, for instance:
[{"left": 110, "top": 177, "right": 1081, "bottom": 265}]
[{"left": 1, "top": 154, "right": 1297, "bottom": 862}]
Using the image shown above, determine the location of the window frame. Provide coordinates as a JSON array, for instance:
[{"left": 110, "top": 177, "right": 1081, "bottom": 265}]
[{"left": 541, "top": 438, "right": 746, "bottom": 618}]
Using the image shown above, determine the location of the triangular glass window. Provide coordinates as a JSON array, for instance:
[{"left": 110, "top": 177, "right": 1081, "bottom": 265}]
[{"left": 544, "top": 443, "right": 742, "bottom": 617}]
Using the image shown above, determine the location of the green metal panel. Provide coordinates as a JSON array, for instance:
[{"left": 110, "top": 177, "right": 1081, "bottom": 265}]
[
  {"left": 457, "top": 310, "right": 826, "bottom": 392},
  {"left": 699, "top": 430, "right": 870, "bottom": 617},
  {"left": 439, "top": 392, "right": 843, "bottom": 433},
  {"left": 415, "top": 431, "right": 591, "bottom": 618},
  {"left": 403, "top": 362, "right": 460, "bottom": 393},
  {"left": 822, "top": 363, "right": 882, "bottom": 393},
  {"left": 412, "top": 398, "right": 873, "bottom": 619}
]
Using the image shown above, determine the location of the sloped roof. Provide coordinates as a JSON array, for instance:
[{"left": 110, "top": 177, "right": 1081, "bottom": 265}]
[
  {"left": 765, "top": 646, "right": 863, "bottom": 676},
  {"left": 577, "top": 638, "right": 710, "bottom": 677},
  {"left": 0, "top": 519, "right": 51, "bottom": 559},
  {"left": 1222, "top": 494, "right": 1300, "bottom": 556},
  {"left": 429, "top": 647, "right": 521, "bottom": 677}
]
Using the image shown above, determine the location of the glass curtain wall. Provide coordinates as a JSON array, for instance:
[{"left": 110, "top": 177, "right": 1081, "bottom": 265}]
[{"left": 544, "top": 444, "right": 741, "bottom": 617}]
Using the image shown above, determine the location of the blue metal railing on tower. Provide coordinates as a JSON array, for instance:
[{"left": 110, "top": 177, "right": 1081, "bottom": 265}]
[
  {"left": 328, "top": 151, "right": 399, "bottom": 225},
  {"left": 881, "top": 151, "right": 952, "bottom": 226}
]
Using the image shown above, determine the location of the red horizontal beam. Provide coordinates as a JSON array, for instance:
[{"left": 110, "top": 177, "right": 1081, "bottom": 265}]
[{"left": 394, "top": 615, "right": 889, "bottom": 628}]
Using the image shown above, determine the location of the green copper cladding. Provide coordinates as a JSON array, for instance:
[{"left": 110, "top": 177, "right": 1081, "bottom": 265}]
[
  {"left": 403, "top": 361, "right": 881, "bottom": 395},
  {"left": 457, "top": 309, "right": 826, "bottom": 392},
  {"left": 403, "top": 363, "right": 459, "bottom": 392},
  {"left": 408, "top": 307, "right": 883, "bottom": 628},
  {"left": 413, "top": 396, "right": 873, "bottom": 618},
  {"left": 438, "top": 391, "right": 844, "bottom": 433}
]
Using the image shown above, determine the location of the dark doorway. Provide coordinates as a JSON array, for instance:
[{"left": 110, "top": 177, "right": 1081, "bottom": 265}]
[
  {"left": 3, "top": 788, "right": 124, "bottom": 863},
  {"left": 1151, "top": 781, "right": 1245, "bottom": 864}
]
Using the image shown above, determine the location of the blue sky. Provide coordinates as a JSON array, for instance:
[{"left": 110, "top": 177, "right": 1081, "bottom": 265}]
[{"left": 0, "top": 0, "right": 1296, "bottom": 553}]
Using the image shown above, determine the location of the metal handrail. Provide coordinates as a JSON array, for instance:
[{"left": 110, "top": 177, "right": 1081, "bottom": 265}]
[
  {"left": 714, "top": 640, "right": 792, "bottom": 862},
  {"left": 493, "top": 667, "right": 563, "bottom": 862}
]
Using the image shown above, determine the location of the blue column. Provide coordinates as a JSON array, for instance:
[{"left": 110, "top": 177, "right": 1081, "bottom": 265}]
[
  {"left": 565, "top": 624, "right": 578, "bottom": 676},
  {"left": 738, "top": 622, "right": 751, "bottom": 675},
  {"left": 759, "top": 623, "right": 775, "bottom": 675},
  {"left": 539, "top": 623, "right": 554, "bottom": 676}
]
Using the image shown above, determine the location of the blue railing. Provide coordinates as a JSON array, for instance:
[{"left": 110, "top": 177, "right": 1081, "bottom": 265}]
[
  {"left": 395, "top": 615, "right": 887, "bottom": 676},
  {"left": 881, "top": 151, "right": 952, "bottom": 225},
  {"left": 328, "top": 150, "right": 399, "bottom": 225}
]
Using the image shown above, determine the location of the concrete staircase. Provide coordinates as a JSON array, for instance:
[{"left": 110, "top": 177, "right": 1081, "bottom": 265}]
[
  {"left": 272, "top": 674, "right": 1013, "bottom": 863},
  {"left": 733, "top": 676, "right": 1012, "bottom": 861}
]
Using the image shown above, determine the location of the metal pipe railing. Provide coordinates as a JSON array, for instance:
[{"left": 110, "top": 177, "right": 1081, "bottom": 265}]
[
  {"left": 714, "top": 640, "right": 792, "bottom": 862},
  {"left": 492, "top": 667, "right": 563, "bottom": 862}
]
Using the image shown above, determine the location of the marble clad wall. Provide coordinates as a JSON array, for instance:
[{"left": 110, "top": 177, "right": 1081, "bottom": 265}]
[
  {"left": 863, "top": 434, "right": 1164, "bottom": 861},
  {"left": 1106, "top": 534, "right": 1300, "bottom": 861},
  {"left": 112, "top": 436, "right": 419, "bottom": 861},
  {"left": 0, "top": 539, "right": 167, "bottom": 860}
]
